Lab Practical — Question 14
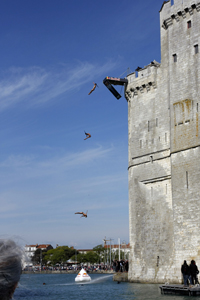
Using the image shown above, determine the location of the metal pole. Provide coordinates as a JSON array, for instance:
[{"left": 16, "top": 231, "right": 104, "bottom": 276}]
[
  {"left": 122, "top": 241, "right": 126, "bottom": 260},
  {"left": 107, "top": 245, "right": 108, "bottom": 265},
  {"left": 118, "top": 238, "right": 120, "bottom": 261},
  {"left": 110, "top": 239, "right": 111, "bottom": 266},
  {"left": 40, "top": 249, "right": 42, "bottom": 272}
]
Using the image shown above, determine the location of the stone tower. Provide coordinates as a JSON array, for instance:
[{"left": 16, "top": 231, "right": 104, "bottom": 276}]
[{"left": 125, "top": 0, "right": 200, "bottom": 283}]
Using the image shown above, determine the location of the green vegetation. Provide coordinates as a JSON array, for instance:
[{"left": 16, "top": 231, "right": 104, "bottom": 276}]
[
  {"left": 70, "top": 245, "right": 106, "bottom": 264},
  {"left": 70, "top": 250, "right": 100, "bottom": 264},
  {"left": 93, "top": 244, "right": 106, "bottom": 263},
  {"left": 31, "top": 248, "right": 47, "bottom": 264},
  {"left": 93, "top": 244, "right": 105, "bottom": 256},
  {"left": 31, "top": 244, "right": 115, "bottom": 266},
  {"left": 42, "top": 246, "right": 76, "bottom": 265}
]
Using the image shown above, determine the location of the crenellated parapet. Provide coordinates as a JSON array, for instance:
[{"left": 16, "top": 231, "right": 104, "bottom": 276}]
[
  {"left": 160, "top": 0, "right": 200, "bottom": 29},
  {"left": 125, "top": 61, "right": 160, "bottom": 100}
]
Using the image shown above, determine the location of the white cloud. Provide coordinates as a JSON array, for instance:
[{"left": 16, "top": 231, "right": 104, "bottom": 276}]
[
  {"left": 0, "top": 145, "right": 127, "bottom": 214},
  {"left": 0, "top": 67, "right": 47, "bottom": 111},
  {"left": 0, "top": 60, "right": 117, "bottom": 111},
  {"left": 0, "top": 145, "right": 113, "bottom": 178}
]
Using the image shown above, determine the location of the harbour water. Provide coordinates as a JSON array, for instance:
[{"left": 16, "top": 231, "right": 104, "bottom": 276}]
[{"left": 14, "top": 273, "right": 193, "bottom": 300}]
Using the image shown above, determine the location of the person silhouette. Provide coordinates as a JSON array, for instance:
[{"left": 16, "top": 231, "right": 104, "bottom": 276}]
[
  {"left": 75, "top": 211, "right": 88, "bottom": 218},
  {"left": 88, "top": 82, "right": 98, "bottom": 95},
  {"left": 84, "top": 132, "right": 91, "bottom": 140}
]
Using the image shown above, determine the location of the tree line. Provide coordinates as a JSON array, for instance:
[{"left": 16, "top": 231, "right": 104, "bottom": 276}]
[{"left": 31, "top": 244, "right": 106, "bottom": 265}]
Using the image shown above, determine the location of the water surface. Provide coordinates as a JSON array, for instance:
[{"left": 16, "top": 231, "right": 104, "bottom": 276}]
[{"left": 14, "top": 273, "right": 195, "bottom": 300}]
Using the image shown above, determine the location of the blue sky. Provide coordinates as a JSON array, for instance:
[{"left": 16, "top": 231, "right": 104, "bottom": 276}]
[{"left": 0, "top": 0, "right": 163, "bottom": 249}]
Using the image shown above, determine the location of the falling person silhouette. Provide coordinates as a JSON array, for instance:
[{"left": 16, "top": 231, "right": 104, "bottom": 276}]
[
  {"left": 75, "top": 211, "right": 88, "bottom": 218},
  {"left": 84, "top": 131, "right": 91, "bottom": 140},
  {"left": 88, "top": 82, "right": 98, "bottom": 95}
]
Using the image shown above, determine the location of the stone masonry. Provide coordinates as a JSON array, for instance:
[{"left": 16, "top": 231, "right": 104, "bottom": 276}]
[{"left": 125, "top": 0, "right": 200, "bottom": 283}]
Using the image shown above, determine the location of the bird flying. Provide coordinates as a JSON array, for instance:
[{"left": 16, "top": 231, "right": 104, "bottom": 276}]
[
  {"left": 84, "top": 131, "right": 91, "bottom": 140},
  {"left": 88, "top": 82, "right": 98, "bottom": 95},
  {"left": 75, "top": 211, "right": 88, "bottom": 218}
]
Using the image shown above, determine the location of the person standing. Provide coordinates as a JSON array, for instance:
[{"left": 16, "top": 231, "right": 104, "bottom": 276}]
[
  {"left": 189, "top": 260, "right": 199, "bottom": 285},
  {"left": 181, "top": 260, "right": 190, "bottom": 286},
  {"left": 125, "top": 260, "right": 129, "bottom": 272},
  {"left": 113, "top": 260, "right": 117, "bottom": 272}
]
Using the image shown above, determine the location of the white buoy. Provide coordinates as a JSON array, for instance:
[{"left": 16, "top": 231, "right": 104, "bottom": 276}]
[{"left": 75, "top": 268, "right": 91, "bottom": 282}]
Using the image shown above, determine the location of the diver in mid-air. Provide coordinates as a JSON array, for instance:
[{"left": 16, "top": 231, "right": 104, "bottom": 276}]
[
  {"left": 88, "top": 82, "right": 98, "bottom": 95},
  {"left": 75, "top": 211, "right": 88, "bottom": 218},
  {"left": 84, "top": 131, "right": 91, "bottom": 140}
]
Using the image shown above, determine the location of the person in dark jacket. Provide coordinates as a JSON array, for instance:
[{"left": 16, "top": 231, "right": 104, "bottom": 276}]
[
  {"left": 189, "top": 260, "right": 199, "bottom": 285},
  {"left": 125, "top": 260, "right": 129, "bottom": 272},
  {"left": 181, "top": 260, "right": 190, "bottom": 286},
  {"left": 113, "top": 260, "right": 117, "bottom": 272}
]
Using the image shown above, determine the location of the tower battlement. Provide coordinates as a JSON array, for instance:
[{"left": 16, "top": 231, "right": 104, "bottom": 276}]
[
  {"left": 125, "top": 61, "right": 160, "bottom": 100},
  {"left": 160, "top": 0, "right": 200, "bottom": 29}
]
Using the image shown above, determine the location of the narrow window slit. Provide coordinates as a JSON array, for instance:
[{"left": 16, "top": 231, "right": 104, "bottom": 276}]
[
  {"left": 156, "top": 118, "right": 158, "bottom": 127},
  {"left": 157, "top": 256, "right": 159, "bottom": 267},
  {"left": 195, "top": 44, "right": 199, "bottom": 54},
  {"left": 187, "top": 20, "right": 191, "bottom": 28},
  {"left": 173, "top": 54, "right": 177, "bottom": 63},
  {"left": 186, "top": 171, "right": 188, "bottom": 189}
]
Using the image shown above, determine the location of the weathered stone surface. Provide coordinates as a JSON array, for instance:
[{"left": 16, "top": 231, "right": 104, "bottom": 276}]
[
  {"left": 113, "top": 273, "right": 128, "bottom": 282},
  {"left": 126, "top": 0, "right": 200, "bottom": 283}
]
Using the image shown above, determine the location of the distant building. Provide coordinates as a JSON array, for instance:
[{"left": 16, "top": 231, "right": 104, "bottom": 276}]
[
  {"left": 24, "top": 244, "right": 53, "bottom": 260},
  {"left": 36, "top": 244, "right": 53, "bottom": 251},
  {"left": 77, "top": 249, "right": 93, "bottom": 255},
  {"left": 24, "top": 244, "right": 38, "bottom": 259},
  {"left": 104, "top": 243, "right": 130, "bottom": 260}
]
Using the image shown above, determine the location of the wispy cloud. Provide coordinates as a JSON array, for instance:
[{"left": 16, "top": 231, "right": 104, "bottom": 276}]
[
  {"left": 0, "top": 144, "right": 127, "bottom": 206},
  {"left": 0, "top": 60, "right": 117, "bottom": 111},
  {"left": 0, "top": 67, "right": 47, "bottom": 111},
  {"left": 0, "top": 145, "right": 113, "bottom": 177}
]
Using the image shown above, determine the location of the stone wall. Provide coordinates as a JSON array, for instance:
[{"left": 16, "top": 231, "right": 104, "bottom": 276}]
[{"left": 126, "top": 0, "right": 200, "bottom": 283}]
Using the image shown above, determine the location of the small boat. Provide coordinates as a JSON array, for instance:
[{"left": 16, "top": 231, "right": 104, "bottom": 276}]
[{"left": 75, "top": 268, "right": 91, "bottom": 282}]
